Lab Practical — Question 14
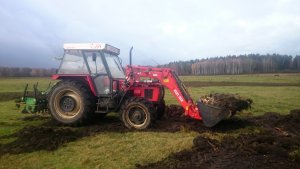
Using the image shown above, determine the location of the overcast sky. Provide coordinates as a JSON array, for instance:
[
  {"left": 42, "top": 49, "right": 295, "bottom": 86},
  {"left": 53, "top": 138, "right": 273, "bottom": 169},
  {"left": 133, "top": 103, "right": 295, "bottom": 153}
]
[{"left": 0, "top": 0, "right": 299, "bottom": 68}]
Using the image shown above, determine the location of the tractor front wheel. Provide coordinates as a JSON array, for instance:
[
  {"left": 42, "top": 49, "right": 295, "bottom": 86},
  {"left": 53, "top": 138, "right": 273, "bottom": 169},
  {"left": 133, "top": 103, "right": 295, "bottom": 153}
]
[
  {"left": 48, "top": 80, "right": 94, "bottom": 125},
  {"left": 120, "top": 97, "right": 155, "bottom": 130}
]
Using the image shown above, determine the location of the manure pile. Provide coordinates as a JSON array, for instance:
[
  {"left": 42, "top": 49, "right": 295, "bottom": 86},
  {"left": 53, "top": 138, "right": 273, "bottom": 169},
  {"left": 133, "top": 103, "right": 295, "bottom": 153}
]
[{"left": 199, "top": 93, "right": 252, "bottom": 116}]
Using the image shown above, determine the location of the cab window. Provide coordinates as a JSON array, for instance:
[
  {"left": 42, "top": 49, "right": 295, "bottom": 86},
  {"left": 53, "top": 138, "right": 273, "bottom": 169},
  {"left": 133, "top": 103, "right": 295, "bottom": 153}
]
[{"left": 58, "top": 50, "right": 89, "bottom": 74}]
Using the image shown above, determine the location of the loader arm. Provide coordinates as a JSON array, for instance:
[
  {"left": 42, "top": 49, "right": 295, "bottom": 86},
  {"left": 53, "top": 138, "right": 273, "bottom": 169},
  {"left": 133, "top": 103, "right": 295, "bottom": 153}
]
[{"left": 125, "top": 65, "right": 201, "bottom": 120}]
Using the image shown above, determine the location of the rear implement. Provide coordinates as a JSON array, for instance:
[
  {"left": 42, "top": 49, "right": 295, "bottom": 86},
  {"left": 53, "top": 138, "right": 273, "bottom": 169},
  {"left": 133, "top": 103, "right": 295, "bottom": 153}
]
[{"left": 16, "top": 83, "right": 52, "bottom": 114}]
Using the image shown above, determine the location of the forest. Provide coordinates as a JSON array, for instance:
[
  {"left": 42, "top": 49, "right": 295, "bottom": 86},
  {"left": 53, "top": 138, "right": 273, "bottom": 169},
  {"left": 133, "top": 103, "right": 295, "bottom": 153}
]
[
  {"left": 1, "top": 54, "right": 300, "bottom": 77},
  {"left": 0, "top": 67, "right": 57, "bottom": 77},
  {"left": 160, "top": 54, "right": 300, "bottom": 75}
]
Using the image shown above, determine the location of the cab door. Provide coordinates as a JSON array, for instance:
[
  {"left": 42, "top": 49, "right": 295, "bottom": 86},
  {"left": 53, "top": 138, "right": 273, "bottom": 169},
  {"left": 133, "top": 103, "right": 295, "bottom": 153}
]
[{"left": 84, "top": 51, "right": 111, "bottom": 95}]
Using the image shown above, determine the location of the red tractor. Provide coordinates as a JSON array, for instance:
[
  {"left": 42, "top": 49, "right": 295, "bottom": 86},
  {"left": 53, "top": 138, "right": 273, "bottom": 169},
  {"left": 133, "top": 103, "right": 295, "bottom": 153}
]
[{"left": 47, "top": 43, "right": 227, "bottom": 129}]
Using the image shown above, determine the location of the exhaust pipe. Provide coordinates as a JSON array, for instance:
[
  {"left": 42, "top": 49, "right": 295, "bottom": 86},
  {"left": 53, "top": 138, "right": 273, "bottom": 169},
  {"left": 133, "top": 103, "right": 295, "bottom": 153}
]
[
  {"left": 129, "top": 46, "right": 133, "bottom": 66},
  {"left": 197, "top": 102, "right": 230, "bottom": 127}
]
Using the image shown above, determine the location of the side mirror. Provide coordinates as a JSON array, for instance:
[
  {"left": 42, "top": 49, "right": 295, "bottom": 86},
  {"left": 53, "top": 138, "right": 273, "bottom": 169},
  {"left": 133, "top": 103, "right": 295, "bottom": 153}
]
[{"left": 92, "top": 53, "right": 97, "bottom": 62}]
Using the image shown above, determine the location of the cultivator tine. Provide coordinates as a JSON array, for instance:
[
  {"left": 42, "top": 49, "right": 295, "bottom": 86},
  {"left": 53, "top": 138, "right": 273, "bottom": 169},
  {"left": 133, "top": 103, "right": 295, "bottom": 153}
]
[
  {"left": 16, "top": 84, "right": 29, "bottom": 111},
  {"left": 34, "top": 83, "right": 37, "bottom": 99},
  {"left": 47, "top": 82, "right": 51, "bottom": 89},
  {"left": 23, "top": 84, "right": 29, "bottom": 102},
  {"left": 197, "top": 102, "right": 230, "bottom": 127}
]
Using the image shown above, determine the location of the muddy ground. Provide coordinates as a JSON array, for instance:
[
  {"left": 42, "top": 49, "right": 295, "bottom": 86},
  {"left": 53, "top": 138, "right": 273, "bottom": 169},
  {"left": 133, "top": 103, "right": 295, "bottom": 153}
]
[
  {"left": 0, "top": 107, "right": 299, "bottom": 169},
  {"left": 137, "top": 107, "right": 300, "bottom": 169}
]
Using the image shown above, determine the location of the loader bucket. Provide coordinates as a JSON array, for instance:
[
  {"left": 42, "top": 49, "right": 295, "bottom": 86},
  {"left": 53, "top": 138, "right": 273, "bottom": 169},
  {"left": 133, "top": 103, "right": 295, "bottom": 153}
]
[{"left": 197, "top": 102, "right": 230, "bottom": 127}]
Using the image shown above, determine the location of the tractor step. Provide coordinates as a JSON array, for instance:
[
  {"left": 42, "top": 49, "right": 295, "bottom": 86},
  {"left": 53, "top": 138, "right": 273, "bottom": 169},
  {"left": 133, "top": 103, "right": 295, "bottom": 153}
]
[{"left": 95, "top": 110, "right": 108, "bottom": 114}]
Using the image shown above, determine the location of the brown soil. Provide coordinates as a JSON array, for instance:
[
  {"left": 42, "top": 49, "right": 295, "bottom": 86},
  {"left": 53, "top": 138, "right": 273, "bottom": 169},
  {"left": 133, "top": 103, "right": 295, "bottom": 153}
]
[
  {"left": 0, "top": 115, "right": 127, "bottom": 155},
  {"left": 0, "top": 126, "right": 83, "bottom": 153},
  {"left": 138, "top": 130, "right": 300, "bottom": 169},
  {"left": 0, "top": 92, "right": 23, "bottom": 102},
  {"left": 199, "top": 93, "right": 252, "bottom": 116},
  {"left": 20, "top": 115, "right": 49, "bottom": 121},
  {"left": 137, "top": 109, "right": 300, "bottom": 169}
]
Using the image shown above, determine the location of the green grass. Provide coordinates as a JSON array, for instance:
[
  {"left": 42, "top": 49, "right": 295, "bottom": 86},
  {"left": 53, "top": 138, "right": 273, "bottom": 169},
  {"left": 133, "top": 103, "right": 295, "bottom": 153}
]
[
  {"left": 0, "top": 77, "right": 53, "bottom": 93},
  {"left": 0, "top": 77, "right": 55, "bottom": 102},
  {"left": 165, "top": 86, "right": 300, "bottom": 115},
  {"left": 180, "top": 73, "right": 300, "bottom": 84},
  {"left": 0, "top": 74, "right": 300, "bottom": 169},
  {"left": 0, "top": 101, "right": 36, "bottom": 136}
]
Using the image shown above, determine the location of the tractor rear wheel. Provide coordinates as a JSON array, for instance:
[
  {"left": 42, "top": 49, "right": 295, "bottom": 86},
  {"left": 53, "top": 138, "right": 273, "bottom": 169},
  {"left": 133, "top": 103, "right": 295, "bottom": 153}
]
[
  {"left": 120, "top": 97, "right": 155, "bottom": 130},
  {"left": 48, "top": 80, "right": 94, "bottom": 125}
]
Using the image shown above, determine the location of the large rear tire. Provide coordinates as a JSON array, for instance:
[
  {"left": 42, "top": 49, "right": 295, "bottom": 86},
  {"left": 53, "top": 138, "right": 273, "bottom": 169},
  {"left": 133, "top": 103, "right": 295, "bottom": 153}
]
[
  {"left": 120, "top": 97, "right": 155, "bottom": 130},
  {"left": 48, "top": 80, "right": 94, "bottom": 125}
]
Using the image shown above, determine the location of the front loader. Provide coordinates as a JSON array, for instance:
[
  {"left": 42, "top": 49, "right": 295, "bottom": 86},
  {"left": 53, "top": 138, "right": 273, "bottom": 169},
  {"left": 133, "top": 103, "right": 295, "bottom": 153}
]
[
  {"left": 17, "top": 43, "right": 231, "bottom": 129},
  {"left": 124, "top": 65, "right": 228, "bottom": 127}
]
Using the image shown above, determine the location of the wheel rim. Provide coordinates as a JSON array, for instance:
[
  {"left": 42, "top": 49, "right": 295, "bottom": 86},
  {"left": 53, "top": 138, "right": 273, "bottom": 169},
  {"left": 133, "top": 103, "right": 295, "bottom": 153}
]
[
  {"left": 59, "top": 96, "right": 76, "bottom": 112},
  {"left": 53, "top": 89, "right": 82, "bottom": 119},
  {"left": 125, "top": 105, "right": 148, "bottom": 128}
]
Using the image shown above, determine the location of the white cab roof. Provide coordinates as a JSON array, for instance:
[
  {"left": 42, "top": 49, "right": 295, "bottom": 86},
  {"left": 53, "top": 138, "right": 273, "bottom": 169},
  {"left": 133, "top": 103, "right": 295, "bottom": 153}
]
[{"left": 63, "top": 43, "right": 120, "bottom": 55}]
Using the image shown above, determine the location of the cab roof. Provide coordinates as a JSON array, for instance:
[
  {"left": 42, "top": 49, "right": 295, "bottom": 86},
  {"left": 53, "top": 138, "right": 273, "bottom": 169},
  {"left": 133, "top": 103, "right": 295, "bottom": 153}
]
[{"left": 63, "top": 43, "right": 120, "bottom": 55}]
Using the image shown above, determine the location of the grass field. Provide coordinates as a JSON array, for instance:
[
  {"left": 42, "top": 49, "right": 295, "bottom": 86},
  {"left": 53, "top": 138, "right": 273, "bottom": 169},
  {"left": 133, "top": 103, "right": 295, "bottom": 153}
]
[
  {"left": 0, "top": 74, "right": 299, "bottom": 169},
  {"left": 180, "top": 73, "right": 300, "bottom": 84}
]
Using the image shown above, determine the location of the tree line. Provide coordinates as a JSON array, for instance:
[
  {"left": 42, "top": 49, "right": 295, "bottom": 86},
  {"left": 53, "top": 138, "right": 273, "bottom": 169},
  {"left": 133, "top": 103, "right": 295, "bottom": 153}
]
[
  {"left": 160, "top": 54, "right": 300, "bottom": 75},
  {"left": 1, "top": 54, "right": 300, "bottom": 77},
  {"left": 0, "top": 67, "right": 57, "bottom": 77}
]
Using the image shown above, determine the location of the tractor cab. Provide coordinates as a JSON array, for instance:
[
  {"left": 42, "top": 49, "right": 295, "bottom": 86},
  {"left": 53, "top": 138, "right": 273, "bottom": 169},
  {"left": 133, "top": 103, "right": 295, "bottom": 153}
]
[{"left": 56, "top": 43, "right": 125, "bottom": 96}]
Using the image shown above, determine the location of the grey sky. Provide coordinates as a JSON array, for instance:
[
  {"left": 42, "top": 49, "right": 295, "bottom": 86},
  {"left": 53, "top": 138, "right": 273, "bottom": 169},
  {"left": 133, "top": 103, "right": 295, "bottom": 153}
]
[{"left": 0, "top": 0, "right": 299, "bottom": 68}]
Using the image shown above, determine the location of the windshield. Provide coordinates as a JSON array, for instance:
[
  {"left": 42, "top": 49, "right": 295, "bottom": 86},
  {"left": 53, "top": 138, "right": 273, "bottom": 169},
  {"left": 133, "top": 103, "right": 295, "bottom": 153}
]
[{"left": 104, "top": 53, "right": 125, "bottom": 78}]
